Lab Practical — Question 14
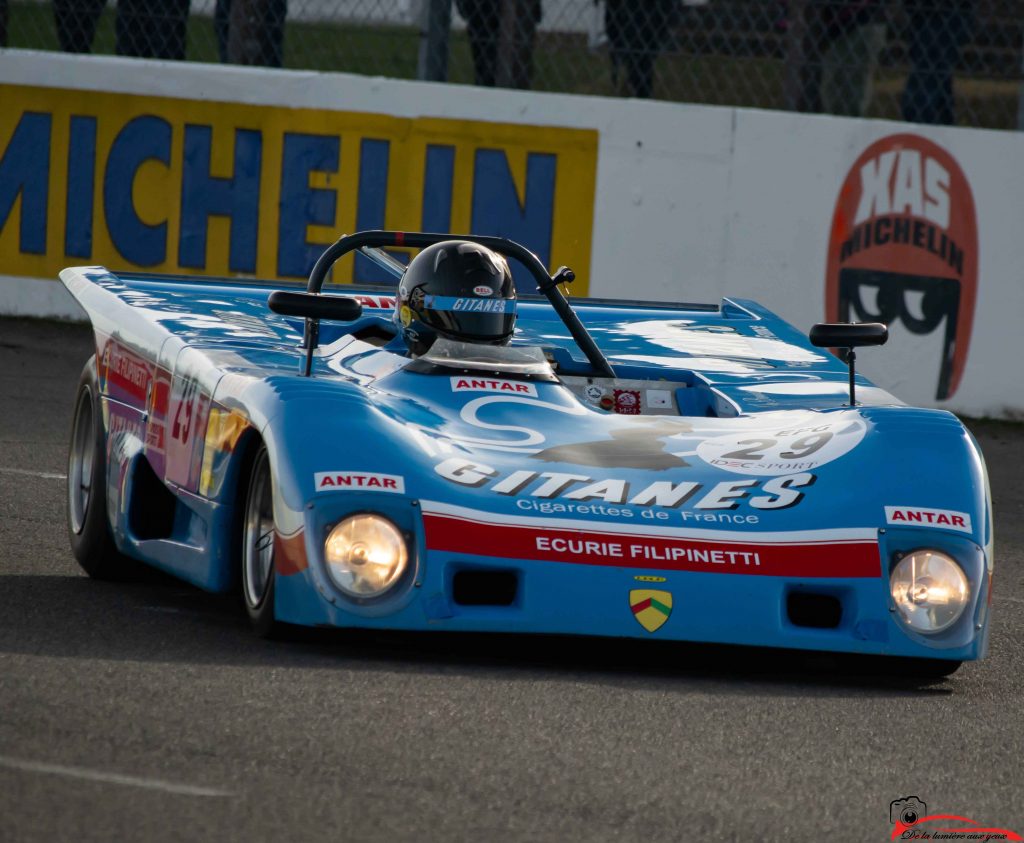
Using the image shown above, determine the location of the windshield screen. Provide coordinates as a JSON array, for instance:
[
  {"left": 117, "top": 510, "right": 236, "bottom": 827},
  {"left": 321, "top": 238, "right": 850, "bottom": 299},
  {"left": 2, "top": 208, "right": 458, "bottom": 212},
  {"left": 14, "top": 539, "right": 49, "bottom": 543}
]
[{"left": 419, "top": 339, "right": 554, "bottom": 376}]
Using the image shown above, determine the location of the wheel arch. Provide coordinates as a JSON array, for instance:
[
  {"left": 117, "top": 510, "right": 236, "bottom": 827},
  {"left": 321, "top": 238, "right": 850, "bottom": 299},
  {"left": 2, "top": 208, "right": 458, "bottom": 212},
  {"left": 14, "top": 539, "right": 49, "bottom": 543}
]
[{"left": 215, "top": 424, "right": 267, "bottom": 595}]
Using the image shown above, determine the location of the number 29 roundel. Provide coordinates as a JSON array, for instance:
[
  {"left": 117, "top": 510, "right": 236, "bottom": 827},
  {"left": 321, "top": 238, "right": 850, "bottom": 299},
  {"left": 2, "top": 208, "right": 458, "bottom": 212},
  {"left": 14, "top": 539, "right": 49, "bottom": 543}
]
[{"left": 825, "top": 134, "right": 977, "bottom": 401}]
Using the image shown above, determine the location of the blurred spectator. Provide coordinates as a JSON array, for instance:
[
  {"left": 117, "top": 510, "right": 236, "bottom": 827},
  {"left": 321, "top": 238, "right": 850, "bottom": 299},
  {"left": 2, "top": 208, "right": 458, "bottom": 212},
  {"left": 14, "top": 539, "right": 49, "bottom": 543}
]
[
  {"left": 118, "top": 0, "right": 191, "bottom": 59},
  {"left": 52, "top": 0, "right": 191, "bottom": 60},
  {"left": 820, "top": 1, "right": 887, "bottom": 115},
  {"left": 216, "top": 0, "right": 287, "bottom": 67},
  {"left": 54, "top": 0, "right": 105, "bottom": 53},
  {"left": 901, "top": 0, "right": 975, "bottom": 124},
  {"left": 783, "top": 0, "right": 886, "bottom": 115},
  {"left": 456, "top": 0, "right": 541, "bottom": 89},
  {"left": 603, "top": 0, "right": 680, "bottom": 99}
]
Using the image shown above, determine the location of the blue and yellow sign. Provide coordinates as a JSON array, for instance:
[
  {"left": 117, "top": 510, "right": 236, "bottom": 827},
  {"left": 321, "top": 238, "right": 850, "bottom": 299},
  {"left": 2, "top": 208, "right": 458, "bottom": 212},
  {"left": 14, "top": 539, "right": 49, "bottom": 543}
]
[{"left": 0, "top": 85, "right": 597, "bottom": 292}]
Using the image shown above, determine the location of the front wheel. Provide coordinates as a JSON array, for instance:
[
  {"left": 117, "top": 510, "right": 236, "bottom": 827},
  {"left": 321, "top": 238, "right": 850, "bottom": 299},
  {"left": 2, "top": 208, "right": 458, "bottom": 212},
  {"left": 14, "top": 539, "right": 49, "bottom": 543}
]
[
  {"left": 67, "top": 359, "right": 132, "bottom": 579},
  {"left": 241, "top": 445, "right": 282, "bottom": 638}
]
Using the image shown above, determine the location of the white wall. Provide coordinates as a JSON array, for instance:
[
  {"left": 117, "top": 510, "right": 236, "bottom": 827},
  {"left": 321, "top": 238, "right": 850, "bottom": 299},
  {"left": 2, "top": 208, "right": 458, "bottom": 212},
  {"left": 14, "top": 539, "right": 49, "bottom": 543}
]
[{"left": 1, "top": 51, "right": 1020, "bottom": 418}]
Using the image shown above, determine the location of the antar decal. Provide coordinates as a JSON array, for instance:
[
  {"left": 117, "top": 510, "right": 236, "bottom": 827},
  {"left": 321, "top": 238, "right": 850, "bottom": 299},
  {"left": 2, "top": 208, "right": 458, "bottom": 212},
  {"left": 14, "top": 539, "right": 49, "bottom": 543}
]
[
  {"left": 885, "top": 506, "right": 972, "bottom": 533},
  {"left": 315, "top": 472, "right": 406, "bottom": 493},
  {"left": 449, "top": 377, "right": 538, "bottom": 397}
]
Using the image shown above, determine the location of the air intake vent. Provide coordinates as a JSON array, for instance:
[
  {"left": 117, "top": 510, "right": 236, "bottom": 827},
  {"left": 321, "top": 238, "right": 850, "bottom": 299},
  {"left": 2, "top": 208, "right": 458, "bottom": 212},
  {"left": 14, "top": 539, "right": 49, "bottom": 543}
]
[
  {"left": 452, "top": 570, "right": 518, "bottom": 606},
  {"left": 787, "top": 593, "right": 842, "bottom": 629},
  {"left": 128, "top": 456, "right": 177, "bottom": 540}
]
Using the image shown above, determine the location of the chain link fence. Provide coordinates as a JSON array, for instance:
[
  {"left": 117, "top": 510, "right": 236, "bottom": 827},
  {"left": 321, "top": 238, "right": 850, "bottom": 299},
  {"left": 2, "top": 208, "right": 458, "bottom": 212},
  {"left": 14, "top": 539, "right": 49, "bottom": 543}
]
[{"left": 1, "top": 0, "right": 1020, "bottom": 129}]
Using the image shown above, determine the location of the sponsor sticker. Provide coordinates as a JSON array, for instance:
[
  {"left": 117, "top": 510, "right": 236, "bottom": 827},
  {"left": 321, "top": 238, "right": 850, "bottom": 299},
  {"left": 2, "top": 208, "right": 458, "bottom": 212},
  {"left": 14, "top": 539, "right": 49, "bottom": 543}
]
[
  {"left": 696, "top": 415, "right": 867, "bottom": 476},
  {"left": 884, "top": 506, "right": 971, "bottom": 533},
  {"left": 314, "top": 472, "right": 406, "bottom": 493},
  {"left": 646, "top": 389, "right": 673, "bottom": 409},
  {"left": 433, "top": 456, "right": 816, "bottom": 515},
  {"left": 421, "top": 507, "right": 881, "bottom": 578},
  {"left": 424, "top": 295, "right": 514, "bottom": 313},
  {"left": 583, "top": 384, "right": 605, "bottom": 404},
  {"left": 100, "top": 339, "right": 152, "bottom": 402},
  {"left": 449, "top": 377, "right": 538, "bottom": 397},
  {"left": 614, "top": 389, "right": 641, "bottom": 415},
  {"left": 473, "top": 285, "right": 494, "bottom": 297},
  {"left": 353, "top": 295, "right": 397, "bottom": 310}
]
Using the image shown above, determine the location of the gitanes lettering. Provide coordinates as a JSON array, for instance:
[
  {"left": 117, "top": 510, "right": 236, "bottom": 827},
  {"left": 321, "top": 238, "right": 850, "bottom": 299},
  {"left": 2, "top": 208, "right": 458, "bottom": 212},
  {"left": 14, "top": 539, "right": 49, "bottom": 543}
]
[{"left": 433, "top": 458, "right": 814, "bottom": 513}]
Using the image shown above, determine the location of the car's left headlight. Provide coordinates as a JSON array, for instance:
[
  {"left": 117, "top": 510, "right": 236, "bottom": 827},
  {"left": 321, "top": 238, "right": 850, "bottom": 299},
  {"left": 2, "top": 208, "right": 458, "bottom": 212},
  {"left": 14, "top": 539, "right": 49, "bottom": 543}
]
[
  {"left": 890, "top": 549, "right": 969, "bottom": 634},
  {"left": 324, "top": 514, "right": 408, "bottom": 598}
]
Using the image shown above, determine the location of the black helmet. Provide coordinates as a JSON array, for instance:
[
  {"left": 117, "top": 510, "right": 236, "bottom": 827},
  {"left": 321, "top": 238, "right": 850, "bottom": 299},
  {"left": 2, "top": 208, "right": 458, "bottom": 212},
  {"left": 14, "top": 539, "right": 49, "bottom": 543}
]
[{"left": 394, "top": 240, "right": 517, "bottom": 356}]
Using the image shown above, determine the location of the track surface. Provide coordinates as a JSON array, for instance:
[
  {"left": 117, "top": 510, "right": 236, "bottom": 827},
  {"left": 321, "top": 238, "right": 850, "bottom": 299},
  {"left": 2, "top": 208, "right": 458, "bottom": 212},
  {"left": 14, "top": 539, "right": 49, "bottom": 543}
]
[{"left": 0, "top": 317, "right": 1021, "bottom": 843}]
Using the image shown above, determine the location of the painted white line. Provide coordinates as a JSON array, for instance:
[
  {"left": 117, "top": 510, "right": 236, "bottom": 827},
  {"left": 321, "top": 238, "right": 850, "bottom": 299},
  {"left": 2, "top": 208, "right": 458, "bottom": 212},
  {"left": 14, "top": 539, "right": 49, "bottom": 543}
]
[
  {"left": 0, "top": 756, "right": 231, "bottom": 797},
  {"left": 0, "top": 467, "right": 67, "bottom": 480}
]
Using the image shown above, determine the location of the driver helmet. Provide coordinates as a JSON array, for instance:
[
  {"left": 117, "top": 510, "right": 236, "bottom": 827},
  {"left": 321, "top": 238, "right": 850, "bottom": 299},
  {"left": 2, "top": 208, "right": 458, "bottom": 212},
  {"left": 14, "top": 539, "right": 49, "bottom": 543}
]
[{"left": 394, "top": 240, "right": 517, "bottom": 356}]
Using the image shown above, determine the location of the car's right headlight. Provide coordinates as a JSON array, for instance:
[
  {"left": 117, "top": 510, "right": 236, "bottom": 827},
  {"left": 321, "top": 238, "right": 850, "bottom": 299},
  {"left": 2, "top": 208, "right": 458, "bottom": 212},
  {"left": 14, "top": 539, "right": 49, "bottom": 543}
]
[
  {"left": 324, "top": 513, "right": 408, "bottom": 598},
  {"left": 890, "top": 549, "right": 969, "bottom": 634}
]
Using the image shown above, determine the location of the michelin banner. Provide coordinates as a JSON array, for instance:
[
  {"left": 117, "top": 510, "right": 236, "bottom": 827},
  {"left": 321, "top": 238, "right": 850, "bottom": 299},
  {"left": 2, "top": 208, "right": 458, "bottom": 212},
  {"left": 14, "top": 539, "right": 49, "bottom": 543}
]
[{"left": 0, "top": 82, "right": 597, "bottom": 293}]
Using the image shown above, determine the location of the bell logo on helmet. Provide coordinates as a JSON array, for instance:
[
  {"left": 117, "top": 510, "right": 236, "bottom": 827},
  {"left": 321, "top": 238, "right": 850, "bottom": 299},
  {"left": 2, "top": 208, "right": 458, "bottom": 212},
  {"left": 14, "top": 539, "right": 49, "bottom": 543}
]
[{"left": 473, "top": 285, "right": 494, "bottom": 297}]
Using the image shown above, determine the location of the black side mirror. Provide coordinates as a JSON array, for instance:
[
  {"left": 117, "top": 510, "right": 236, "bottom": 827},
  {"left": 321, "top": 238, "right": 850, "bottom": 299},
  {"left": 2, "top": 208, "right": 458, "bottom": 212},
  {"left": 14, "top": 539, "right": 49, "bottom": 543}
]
[
  {"left": 268, "top": 290, "right": 363, "bottom": 322},
  {"left": 808, "top": 322, "right": 888, "bottom": 406},
  {"left": 809, "top": 322, "right": 888, "bottom": 348}
]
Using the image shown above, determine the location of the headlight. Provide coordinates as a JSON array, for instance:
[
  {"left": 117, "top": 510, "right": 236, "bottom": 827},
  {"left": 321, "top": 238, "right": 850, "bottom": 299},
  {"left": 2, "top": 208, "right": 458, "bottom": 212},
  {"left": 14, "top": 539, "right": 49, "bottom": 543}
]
[
  {"left": 890, "top": 549, "right": 969, "bottom": 634},
  {"left": 324, "top": 514, "right": 408, "bottom": 598}
]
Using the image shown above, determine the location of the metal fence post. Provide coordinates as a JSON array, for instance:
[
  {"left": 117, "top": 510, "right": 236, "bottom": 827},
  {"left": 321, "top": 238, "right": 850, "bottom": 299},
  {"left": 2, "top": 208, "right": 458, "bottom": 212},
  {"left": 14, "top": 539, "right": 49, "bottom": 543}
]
[{"left": 418, "top": 0, "right": 452, "bottom": 82}]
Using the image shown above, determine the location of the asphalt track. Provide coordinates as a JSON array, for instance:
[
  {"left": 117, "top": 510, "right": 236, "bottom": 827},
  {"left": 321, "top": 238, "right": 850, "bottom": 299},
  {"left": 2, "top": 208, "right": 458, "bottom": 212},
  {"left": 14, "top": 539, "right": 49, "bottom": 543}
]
[{"left": 0, "top": 316, "right": 1021, "bottom": 843}]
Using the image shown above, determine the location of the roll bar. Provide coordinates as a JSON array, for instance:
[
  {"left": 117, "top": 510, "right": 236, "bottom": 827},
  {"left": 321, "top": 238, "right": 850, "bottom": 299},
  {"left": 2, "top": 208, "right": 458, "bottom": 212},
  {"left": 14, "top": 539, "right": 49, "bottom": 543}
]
[{"left": 295, "top": 230, "right": 615, "bottom": 379}]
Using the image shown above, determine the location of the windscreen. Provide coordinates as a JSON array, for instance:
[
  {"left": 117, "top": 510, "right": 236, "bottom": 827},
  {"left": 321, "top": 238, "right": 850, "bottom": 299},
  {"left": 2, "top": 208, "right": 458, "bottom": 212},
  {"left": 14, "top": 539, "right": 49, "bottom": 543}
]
[{"left": 419, "top": 338, "right": 553, "bottom": 376}]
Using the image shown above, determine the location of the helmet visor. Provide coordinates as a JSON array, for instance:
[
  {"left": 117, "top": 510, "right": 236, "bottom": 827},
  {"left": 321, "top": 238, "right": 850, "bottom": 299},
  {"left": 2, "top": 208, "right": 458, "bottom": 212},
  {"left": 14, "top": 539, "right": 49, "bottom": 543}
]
[{"left": 423, "top": 294, "right": 516, "bottom": 343}]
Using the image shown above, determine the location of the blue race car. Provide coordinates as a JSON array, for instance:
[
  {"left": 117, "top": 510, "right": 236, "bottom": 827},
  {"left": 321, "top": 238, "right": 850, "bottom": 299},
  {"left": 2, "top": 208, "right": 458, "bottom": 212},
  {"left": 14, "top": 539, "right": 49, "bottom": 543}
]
[{"left": 62, "top": 231, "right": 992, "bottom": 675}]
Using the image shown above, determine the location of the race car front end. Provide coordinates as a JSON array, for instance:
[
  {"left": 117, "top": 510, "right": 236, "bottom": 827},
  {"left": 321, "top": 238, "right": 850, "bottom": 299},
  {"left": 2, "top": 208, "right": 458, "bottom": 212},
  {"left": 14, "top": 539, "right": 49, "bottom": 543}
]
[
  {"left": 272, "top": 492, "right": 990, "bottom": 665},
  {"left": 266, "top": 404, "right": 992, "bottom": 666}
]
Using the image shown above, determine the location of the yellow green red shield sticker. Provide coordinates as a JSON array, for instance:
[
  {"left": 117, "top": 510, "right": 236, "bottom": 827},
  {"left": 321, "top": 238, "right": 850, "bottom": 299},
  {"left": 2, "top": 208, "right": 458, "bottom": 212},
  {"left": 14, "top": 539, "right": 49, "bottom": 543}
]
[{"left": 629, "top": 589, "right": 673, "bottom": 633}]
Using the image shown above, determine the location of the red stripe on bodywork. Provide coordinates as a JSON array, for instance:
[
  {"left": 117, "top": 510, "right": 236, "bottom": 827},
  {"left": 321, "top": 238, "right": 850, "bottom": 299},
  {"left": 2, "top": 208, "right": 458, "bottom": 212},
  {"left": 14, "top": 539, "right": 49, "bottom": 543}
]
[
  {"left": 422, "top": 514, "right": 881, "bottom": 578},
  {"left": 99, "top": 338, "right": 153, "bottom": 404}
]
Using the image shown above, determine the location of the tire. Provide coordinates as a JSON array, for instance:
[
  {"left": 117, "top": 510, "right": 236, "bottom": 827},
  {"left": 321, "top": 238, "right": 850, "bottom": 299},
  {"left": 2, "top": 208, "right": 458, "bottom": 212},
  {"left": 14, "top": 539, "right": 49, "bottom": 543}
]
[
  {"left": 67, "top": 358, "right": 132, "bottom": 579},
  {"left": 240, "top": 445, "right": 282, "bottom": 638}
]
